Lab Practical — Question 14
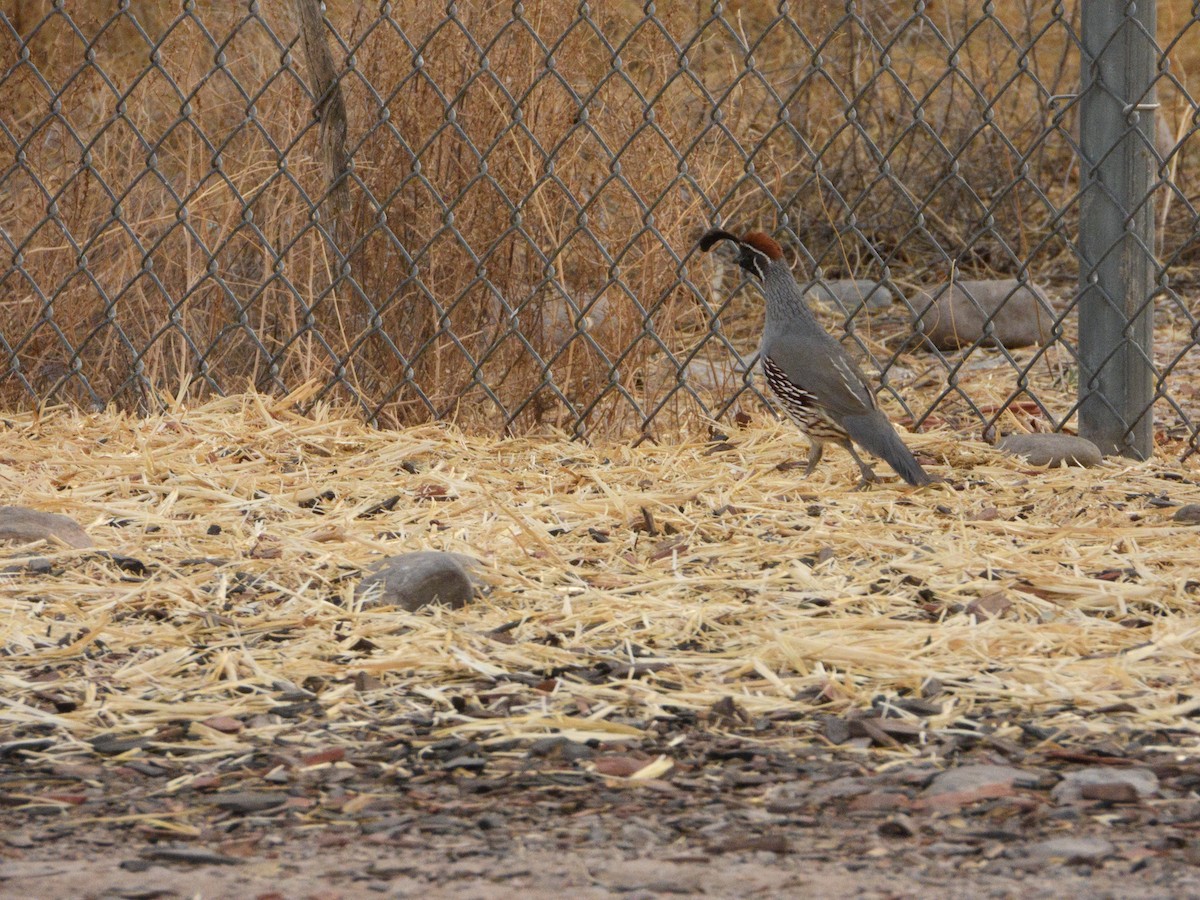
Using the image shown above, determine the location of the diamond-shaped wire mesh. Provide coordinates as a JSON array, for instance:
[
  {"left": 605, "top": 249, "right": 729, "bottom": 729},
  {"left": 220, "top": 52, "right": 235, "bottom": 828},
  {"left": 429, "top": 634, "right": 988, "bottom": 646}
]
[{"left": 1, "top": 2, "right": 1197, "bottom": 453}]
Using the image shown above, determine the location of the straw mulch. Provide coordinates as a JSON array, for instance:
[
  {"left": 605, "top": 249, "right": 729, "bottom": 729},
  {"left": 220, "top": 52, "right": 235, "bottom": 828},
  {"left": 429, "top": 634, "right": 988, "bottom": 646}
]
[{"left": 2, "top": 390, "right": 1200, "bottom": 764}]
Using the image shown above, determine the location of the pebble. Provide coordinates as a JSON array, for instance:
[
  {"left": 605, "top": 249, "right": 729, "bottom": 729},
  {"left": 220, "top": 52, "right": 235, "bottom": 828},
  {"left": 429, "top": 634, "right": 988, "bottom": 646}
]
[
  {"left": 89, "top": 734, "right": 150, "bottom": 755},
  {"left": 924, "top": 764, "right": 1032, "bottom": 796},
  {"left": 997, "top": 434, "right": 1103, "bottom": 468},
  {"left": 765, "top": 784, "right": 809, "bottom": 814},
  {"left": 477, "top": 813, "right": 505, "bottom": 830},
  {"left": 1, "top": 557, "right": 52, "bottom": 575},
  {"left": 966, "top": 592, "right": 1013, "bottom": 620},
  {"left": 527, "top": 737, "right": 596, "bottom": 761},
  {"left": 804, "top": 776, "right": 872, "bottom": 805},
  {"left": 1051, "top": 767, "right": 1159, "bottom": 803},
  {"left": 1027, "top": 836, "right": 1114, "bottom": 864},
  {"left": 212, "top": 791, "right": 289, "bottom": 813},
  {"left": 140, "top": 846, "right": 245, "bottom": 865},
  {"left": 878, "top": 814, "right": 917, "bottom": 838},
  {"left": 1081, "top": 781, "right": 1139, "bottom": 802}
]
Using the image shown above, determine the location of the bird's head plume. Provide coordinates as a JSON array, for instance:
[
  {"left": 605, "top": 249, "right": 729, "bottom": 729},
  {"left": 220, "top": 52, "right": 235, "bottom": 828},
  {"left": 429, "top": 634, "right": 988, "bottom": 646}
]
[{"left": 698, "top": 228, "right": 783, "bottom": 282}]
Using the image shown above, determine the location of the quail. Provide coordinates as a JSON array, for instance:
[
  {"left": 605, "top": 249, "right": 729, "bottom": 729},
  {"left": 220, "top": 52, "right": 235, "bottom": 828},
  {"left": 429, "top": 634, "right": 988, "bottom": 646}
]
[{"left": 699, "top": 228, "right": 931, "bottom": 487}]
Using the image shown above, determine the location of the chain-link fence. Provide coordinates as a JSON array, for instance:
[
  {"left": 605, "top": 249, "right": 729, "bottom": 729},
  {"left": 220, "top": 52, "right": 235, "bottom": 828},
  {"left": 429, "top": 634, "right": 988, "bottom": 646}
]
[{"left": 2, "top": 2, "right": 1198, "bottom": 454}]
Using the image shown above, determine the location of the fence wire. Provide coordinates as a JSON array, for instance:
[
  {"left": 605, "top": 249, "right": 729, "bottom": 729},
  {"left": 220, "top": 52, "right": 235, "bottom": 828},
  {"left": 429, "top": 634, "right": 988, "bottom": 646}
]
[{"left": 1, "top": 2, "right": 1198, "bottom": 454}]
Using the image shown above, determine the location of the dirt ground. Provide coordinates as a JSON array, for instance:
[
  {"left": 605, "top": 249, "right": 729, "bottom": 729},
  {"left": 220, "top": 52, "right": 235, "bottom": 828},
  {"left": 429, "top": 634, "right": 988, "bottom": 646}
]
[
  {"left": 3, "top": 401, "right": 1200, "bottom": 898},
  {"left": 5, "top": 721, "right": 1200, "bottom": 899}
]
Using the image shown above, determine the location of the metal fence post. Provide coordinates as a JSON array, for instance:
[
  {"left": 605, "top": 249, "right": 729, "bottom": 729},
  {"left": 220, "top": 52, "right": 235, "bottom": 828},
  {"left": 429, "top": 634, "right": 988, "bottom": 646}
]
[{"left": 1077, "top": 0, "right": 1158, "bottom": 459}]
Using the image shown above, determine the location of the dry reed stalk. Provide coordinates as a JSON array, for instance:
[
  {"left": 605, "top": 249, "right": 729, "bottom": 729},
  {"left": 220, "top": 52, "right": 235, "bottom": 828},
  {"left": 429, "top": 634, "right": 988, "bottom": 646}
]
[
  {"left": 0, "top": 2, "right": 1196, "bottom": 437},
  {"left": 0, "top": 392, "right": 1198, "bottom": 762}
]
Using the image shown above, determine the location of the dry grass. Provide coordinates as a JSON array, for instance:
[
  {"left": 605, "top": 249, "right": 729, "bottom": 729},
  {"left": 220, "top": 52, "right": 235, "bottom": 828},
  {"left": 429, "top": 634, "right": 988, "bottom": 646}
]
[
  {"left": 2, "top": 393, "right": 1200, "bottom": 759},
  {"left": 1, "top": 2, "right": 1198, "bottom": 436}
]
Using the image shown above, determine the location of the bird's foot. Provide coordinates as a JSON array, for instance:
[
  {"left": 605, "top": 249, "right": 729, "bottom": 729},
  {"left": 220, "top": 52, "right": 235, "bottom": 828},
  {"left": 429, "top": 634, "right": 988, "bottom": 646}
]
[
  {"left": 803, "top": 443, "right": 824, "bottom": 478},
  {"left": 853, "top": 465, "right": 879, "bottom": 491}
]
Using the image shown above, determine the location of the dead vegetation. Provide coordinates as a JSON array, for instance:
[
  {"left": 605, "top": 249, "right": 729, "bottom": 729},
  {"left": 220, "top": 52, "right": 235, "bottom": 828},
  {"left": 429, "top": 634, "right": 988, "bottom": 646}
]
[{"left": 0, "top": 2, "right": 1197, "bottom": 437}]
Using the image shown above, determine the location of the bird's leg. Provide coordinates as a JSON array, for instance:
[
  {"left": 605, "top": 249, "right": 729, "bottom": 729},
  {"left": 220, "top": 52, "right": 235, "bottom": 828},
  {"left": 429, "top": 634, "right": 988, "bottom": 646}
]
[
  {"left": 802, "top": 441, "right": 825, "bottom": 478},
  {"left": 845, "top": 444, "right": 879, "bottom": 490}
]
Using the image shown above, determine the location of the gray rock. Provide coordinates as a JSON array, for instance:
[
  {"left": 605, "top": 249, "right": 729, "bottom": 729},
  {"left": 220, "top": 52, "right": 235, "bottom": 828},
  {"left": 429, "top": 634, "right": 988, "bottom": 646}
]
[
  {"left": 764, "top": 784, "right": 809, "bottom": 814},
  {"left": 141, "top": 847, "right": 245, "bottom": 866},
  {"left": 915, "top": 279, "right": 1054, "bottom": 349},
  {"left": 0, "top": 506, "right": 93, "bottom": 549},
  {"left": 1174, "top": 503, "right": 1200, "bottom": 524},
  {"left": 806, "top": 279, "right": 897, "bottom": 313},
  {"left": 1027, "top": 836, "right": 1115, "bottom": 864},
  {"left": 998, "top": 434, "right": 1103, "bottom": 468},
  {"left": 356, "top": 551, "right": 480, "bottom": 612},
  {"left": 212, "top": 791, "right": 288, "bottom": 813},
  {"left": 1051, "top": 766, "right": 1159, "bottom": 804},
  {"left": 924, "top": 764, "right": 1032, "bottom": 796},
  {"left": 804, "top": 776, "right": 872, "bottom": 805},
  {"left": 1, "top": 557, "right": 52, "bottom": 575},
  {"left": 2, "top": 831, "right": 35, "bottom": 849}
]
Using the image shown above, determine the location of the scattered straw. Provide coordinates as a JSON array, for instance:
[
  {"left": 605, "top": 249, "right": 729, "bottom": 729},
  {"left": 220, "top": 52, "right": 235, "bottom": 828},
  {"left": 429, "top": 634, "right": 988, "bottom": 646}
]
[{"left": 1, "top": 393, "right": 1199, "bottom": 761}]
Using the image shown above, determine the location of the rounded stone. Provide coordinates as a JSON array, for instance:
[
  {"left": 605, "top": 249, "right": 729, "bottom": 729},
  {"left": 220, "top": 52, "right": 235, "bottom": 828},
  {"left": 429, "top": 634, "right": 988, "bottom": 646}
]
[
  {"left": 997, "top": 434, "right": 1103, "bottom": 468},
  {"left": 0, "top": 506, "right": 94, "bottom": 549},
  {"left": 356, "top": 551, "right": 480, "bottom": 612},
  {"left": 1173, "top": 503, "right": 1200, "bottom": 524},
  {"left": 914, "top": 279, "right": 1054, "bottom": 350}
]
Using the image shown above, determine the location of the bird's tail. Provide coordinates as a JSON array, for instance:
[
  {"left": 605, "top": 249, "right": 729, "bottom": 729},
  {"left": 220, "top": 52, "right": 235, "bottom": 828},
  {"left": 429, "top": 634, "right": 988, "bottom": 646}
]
[{"left": 841, "top": 412, "right": 931, "bottom": 486}]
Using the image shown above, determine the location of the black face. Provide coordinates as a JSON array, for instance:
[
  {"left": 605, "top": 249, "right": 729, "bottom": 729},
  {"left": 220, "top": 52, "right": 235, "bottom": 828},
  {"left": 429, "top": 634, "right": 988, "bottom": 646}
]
[{"left": 737, "top": 246, "right": 769, "bottom": 282}]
